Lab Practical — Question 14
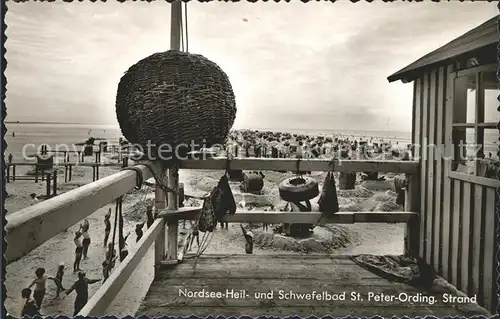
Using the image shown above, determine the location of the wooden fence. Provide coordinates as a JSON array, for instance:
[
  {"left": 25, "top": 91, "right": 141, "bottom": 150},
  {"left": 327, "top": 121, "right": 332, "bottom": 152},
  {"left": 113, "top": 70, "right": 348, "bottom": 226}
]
[{"left": 6, "top": 158, "right": 426, "bottom": 316}]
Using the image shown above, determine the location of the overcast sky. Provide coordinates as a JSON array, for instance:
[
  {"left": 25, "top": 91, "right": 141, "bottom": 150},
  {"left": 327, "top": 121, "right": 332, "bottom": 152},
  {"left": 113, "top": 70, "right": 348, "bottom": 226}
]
[{"left": 5, "top": 1, "right": 496, "bottom": 132}]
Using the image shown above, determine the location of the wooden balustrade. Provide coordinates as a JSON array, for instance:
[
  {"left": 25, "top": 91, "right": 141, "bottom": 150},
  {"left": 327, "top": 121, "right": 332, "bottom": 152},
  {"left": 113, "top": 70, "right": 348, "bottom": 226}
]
[
  {"left": 6, "top": 157, "right": 420, "bottom": 315},
  {"left": 5, "top": 162, "right": 163, "bottom": 263}
]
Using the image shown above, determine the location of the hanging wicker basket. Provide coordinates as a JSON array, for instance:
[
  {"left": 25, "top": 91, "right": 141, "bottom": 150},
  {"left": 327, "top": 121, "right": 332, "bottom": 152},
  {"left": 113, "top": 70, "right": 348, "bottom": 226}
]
[{"left": 116, "top": 50, "right": 237, "bottom": 158}]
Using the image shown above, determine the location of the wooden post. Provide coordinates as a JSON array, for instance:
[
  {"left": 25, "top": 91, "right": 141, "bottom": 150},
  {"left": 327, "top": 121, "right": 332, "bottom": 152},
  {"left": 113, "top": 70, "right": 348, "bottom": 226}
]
[
  {"left": 154, "top": 173, "right": 167, "bottom": 278},
  {"left": 46, "top": 173, "right": 51, "bottom": 198},
  {"left": 69, "top": 165, "right": 72, "bottom": 181},
  {"left": 404, "top": 174, "right": 420, "bottom": 257},
  {"left": 339, "top": 172, "right": 356, "bottom": 190},
  {"left": 166, "top": 167, "right": 179, "bottom": 261},
  {"left": 166, "top": 0, "right": 182, "bottom": 262},
  {"left": 96, "top": 164, "right": 100, "bottom": 180},
  {"left": 53, "top": 172, "right": 57, "bottom": 196},
  {"left": 12, "top": 165, "right": 16, "bottom": 181},
  {"left": 35, "top": 166, "right": 38, "bottom": 183},
  {"left": 64, "top": 165, "right": 68, "bottom": 183},
  {"left": 6, "top": 165, "right": 10, "bottom": 183}
]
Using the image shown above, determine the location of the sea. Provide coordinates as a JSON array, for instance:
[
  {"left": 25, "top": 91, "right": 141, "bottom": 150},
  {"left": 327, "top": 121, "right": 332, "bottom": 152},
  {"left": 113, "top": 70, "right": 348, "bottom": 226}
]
[{"left": 4, "top": 122, "right": 497, "bottom": 159}]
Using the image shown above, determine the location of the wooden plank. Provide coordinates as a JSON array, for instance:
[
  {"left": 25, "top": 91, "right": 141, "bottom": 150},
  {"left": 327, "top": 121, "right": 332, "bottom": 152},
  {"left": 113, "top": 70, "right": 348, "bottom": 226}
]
[
  {"left": 158, "top": 209, "right": 417, "bottom": 224},
  {"left": 177, "top": 158, "right": 419, "bottom": 174},
  {"left": 413, "top": 77, "right": 422, "bottom": 159},
  {"left": 78, "top": 218, "right": 164, "bottom": 316},
  {"left": 471, "top": 185, "right": 484, "bottom": 301},
  {"left": 441, "top": 66, "right": 454, "bottom": 281},
  {"left": 140, "top": 255, "right": 489, "bottom": 318},
  {"left": 162, "top": 256, "right": 361, "bottom": 268},
  {"left": 404, "top": 174, "right": 420, "bottom": 257},
  {"left": 411, "top": 80, "right": 417, "bottom": 154},
  {"left": 5, "top": 162, "right": 163, "bottom": 263},
  {"left": 474, "top": 72, "right": 485, "bottom": 167},
  {"left": 459, "top": 181, "right": 472, "bottom": 293},
  {"left": 450, "top": 179, "right": 462, "bottom": 287},
  {"left": 426, "top": 70, "right": 437, "bottom": 264},
  {"left": 136, "top": 305, "right": 478, "bottom": 317},
  {"left": 419, "top": 73, "right": 429, "bottom": 258},
  {"left": 166, "top": 166, "right": 179, "bottom": 260},
  {"left": 433, "top": 66, "right": 445, "bottom": 273},
  {"left": 154, "top": 168, "right": 167, "bottom": 278},
  {"left": 449, "top": 171, "right": 500, "bottom": 188},
  {"left": 482, "top": 187, "right": 496, "bottom": 312}
]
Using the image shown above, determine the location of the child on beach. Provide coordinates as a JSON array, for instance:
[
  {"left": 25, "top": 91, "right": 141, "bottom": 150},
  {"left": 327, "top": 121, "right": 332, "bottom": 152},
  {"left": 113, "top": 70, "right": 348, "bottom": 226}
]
[
  {"left": 80, "top": 222, "right": 91, "bottom": 260},
  {"left": 21, "top": 288, "right": 40, "bottom": 317},
  {"left": 73, "top": 232, "right": 83, "bottom": 273},
  {"left": 104, "top": 210, "right": 111, "bottom": 247},
  {"left": 146, "top": 205, "right": 154, "bottom": 228},
  {"left": 189, "top": 222, "right": 200, "bottom": 251},
  {"left": 29, "top": 193, "right": 39, "bottom": 206},
  {"left": 102, "top": 260, "right": 109, "bottom": 283},
  {"left": 105, "top": 243, "right": 117, "bottom": 270},
  {"left": 28, "top": 268, "right": 55, "bottom": 309},
  {"left": 54, "top": 263, "right": 66, "bottom": 298},
  {"left": 135, "top": 223, "right": 144, "bottom": 242},
  {"left": 64, "top": 271, "right": 101, "bottom": 316}
]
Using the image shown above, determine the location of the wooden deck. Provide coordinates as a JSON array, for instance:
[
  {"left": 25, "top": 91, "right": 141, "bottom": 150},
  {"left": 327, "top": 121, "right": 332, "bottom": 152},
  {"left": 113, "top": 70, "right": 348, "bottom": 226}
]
[{"left": 137, "top": 255, "right": 488, "bottom": 317}]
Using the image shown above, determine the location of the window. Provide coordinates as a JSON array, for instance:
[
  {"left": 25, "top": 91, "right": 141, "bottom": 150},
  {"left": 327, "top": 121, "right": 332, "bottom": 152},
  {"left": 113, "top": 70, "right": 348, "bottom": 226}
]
[{"left": 451, "top": 65, "right": 498, "bottom": 179}]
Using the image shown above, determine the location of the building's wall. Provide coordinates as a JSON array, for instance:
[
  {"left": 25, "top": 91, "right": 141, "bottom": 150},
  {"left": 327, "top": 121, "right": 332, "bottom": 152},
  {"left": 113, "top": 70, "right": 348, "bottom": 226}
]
[{"left": 412, "top": 64, "right": 498, "bottom": 313}]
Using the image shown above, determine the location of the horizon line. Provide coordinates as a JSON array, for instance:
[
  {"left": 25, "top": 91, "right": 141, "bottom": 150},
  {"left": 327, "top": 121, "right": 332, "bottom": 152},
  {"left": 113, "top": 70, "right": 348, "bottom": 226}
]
[{"left": 6, "top": 121, "right": 412, "bottom": 133}]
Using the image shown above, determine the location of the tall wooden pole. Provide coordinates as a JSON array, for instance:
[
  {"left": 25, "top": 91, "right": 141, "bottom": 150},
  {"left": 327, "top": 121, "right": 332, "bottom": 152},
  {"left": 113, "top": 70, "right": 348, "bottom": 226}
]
[
  {"left": 154, "top": 0, "right": 183, "bottom": 273},
  {"left": 166, "top": 0, "right": 182, "bottom": 261}
]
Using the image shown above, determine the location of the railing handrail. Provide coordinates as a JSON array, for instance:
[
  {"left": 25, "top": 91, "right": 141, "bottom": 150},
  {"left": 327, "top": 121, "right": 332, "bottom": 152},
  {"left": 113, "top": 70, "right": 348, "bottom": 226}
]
[
  {"left": 157, "top": 208, "right": 418, "bottom": 224},
  {"left": 5, "top": 158, "right": 418, "bottom": 263},
  {"left": 78, "top": 218, "right": 165, "bottom": 316},
  {"left": 173, "top": 157, "right": 418, "bottom": 173},
  {"left": 5, "top": 161, "right": 163, "bottom": 263}
]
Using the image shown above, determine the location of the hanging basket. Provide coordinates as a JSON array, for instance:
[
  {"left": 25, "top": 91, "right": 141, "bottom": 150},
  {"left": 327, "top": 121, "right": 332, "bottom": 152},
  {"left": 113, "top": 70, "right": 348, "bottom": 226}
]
[{"left": 115, "top": 50, "right": 237, "bottom": 158}]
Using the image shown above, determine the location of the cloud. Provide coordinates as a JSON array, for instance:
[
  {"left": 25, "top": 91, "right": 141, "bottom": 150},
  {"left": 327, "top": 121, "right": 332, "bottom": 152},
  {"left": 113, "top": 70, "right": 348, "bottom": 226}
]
[{"left": 5, "top": 1, "right": 496, "bottom": 132}]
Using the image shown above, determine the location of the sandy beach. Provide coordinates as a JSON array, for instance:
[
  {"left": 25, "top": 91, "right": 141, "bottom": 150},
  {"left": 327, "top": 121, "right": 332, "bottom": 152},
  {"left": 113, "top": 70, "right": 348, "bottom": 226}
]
[{"left": 5, "top": 126, "right": 406, "bottom": 317}]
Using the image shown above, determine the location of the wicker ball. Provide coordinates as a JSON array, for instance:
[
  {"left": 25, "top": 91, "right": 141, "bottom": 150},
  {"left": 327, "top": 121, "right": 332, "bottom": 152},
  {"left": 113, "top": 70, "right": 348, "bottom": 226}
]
[{"left": 116, "top": 50, "right": 236, "bottom": 157}]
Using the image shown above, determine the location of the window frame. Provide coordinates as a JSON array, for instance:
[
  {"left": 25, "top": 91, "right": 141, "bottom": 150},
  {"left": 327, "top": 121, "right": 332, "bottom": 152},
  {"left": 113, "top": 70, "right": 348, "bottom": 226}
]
[{"left": 450, "top": 63, "right": 497, "bottom": 178}]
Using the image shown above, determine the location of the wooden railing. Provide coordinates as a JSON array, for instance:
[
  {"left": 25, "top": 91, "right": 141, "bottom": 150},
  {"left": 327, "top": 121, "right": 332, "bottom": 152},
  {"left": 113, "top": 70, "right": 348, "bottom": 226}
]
[
  {"left": 74, "top": 158, "right": 419, "bottom": 316},
  {"left": 4, "top": 161, "right": 164, "bottom": 263},
  {"left": 6, "top": 157, "right": 420, "bottom": 316}
]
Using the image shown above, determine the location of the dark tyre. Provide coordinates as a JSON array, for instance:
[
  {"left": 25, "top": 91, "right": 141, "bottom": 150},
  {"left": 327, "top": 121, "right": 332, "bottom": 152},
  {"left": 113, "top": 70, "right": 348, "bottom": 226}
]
[{"left": 279, "top": 176, "right": 319, "bottom": 202}]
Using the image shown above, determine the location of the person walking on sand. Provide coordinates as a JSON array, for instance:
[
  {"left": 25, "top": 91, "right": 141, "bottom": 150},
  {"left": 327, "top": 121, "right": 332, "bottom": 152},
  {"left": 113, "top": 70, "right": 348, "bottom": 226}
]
[
  {"left": 29, "top": 193, "right": 39, "bottom": 206},
  {"left": 102, "top": 260, "right": 113, "bottom": 284},
  {"left": 81, "top": 222, "right": 91, "bottom": 260},
  {"left": 135, "top": 222, "right": 144, "bottom": 242},
  {"left": 21, "top": 288, "right": 41, "bottom": 317},
  {"left": 105, "top": 243, "right": 117, "bottom": 270},
  {"left": 28, "top": 268, "right": 56, "bottom": 309},
  {"left": 54, "top": 263, "right": 66, "bottom": 298},
  {"left": 189, "top": 222, "right": 200, "bottom": 251},
  {"left": 73, "top": 231, "right": 83, "bottom": 273},
  {"left": 146, "top": 205, "right": 154, "bottom": 229},
  {"left": 104, "top": 209, "right": 111, "bottom": 247},
  {"left": 64, "top": 271, "right": 101, "bottom": 316}
]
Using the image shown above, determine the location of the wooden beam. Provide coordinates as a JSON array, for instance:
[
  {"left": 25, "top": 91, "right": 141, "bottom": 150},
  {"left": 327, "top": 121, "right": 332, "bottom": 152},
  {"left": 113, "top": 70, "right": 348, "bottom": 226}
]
[
  {"left": 78, "top": 218, "right": 164, "bottom": 316},
  {"left": 404, "top": 174, "right": 420, "bottom": 257},
  {"left": 157, "top": 208, "right": 418, "bottom": 224},
  {"left": 5, "top": 162, "right": 163, "bottom": 263},
  {"left": 154, "top": 171, "right": 167, "bottom": 278},
  {"left": 164, "top": 0, "right": 182, "bottom": 262},
  {"left": 166, "top": 166, "right": 179, "bottom": 260},
  {"left": 176, "top": 158, "right": 418, "bottom": 174},
  {"left": 449, "top": 171, "right": 500, "bottom": 188}
]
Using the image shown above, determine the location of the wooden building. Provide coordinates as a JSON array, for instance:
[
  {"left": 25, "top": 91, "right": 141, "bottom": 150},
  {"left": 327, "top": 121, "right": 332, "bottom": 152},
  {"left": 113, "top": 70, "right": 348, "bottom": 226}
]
[{"left": 388, "top": 15, "right": 499, "bottom": 313}]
